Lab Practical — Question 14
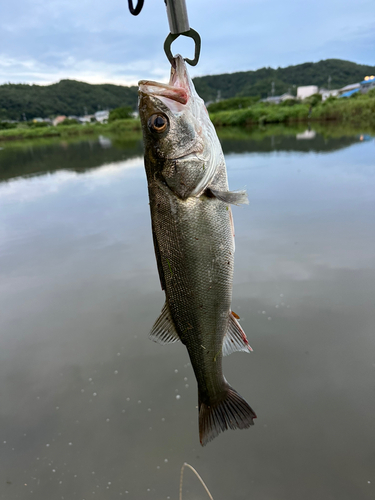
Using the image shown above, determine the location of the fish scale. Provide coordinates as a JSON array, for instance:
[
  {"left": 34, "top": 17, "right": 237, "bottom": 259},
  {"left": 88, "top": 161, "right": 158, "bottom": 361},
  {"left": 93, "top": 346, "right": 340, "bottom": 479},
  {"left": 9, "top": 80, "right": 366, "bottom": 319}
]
[
  {"left": 150, "top": 181, "right": 233, "bottom": 397},
  {"left": 139, "top": 55, "right": 256, "bottom": 445}
]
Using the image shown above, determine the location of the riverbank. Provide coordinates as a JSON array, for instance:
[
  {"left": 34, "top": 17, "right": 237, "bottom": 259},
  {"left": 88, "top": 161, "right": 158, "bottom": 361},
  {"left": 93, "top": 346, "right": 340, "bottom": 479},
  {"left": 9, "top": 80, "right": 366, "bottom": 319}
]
[
  {"left": 0, "top": 118, "right": 141, "bottom": 142},
  {"left": 210, "top": 91, "right": 375, "bottom": 127},
  {"left": 1, "top": 92, "right": 375, "bottom": 144}
]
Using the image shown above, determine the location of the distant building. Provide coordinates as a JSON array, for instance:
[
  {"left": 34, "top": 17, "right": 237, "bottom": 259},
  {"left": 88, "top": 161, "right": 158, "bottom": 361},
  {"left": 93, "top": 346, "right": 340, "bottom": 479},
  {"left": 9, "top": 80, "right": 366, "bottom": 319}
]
[
  {"left": 360, "top": 76, "right": 375, "bottom": 94},
  {"left": 338, "top": 83, "right": 360, "bottom": 94},
  {"left": 261, "top": 93, "right": 295, "bottom": 104},
  {"left": 319, "top": 89, "right": 339, "bottom": 101},
  {"left": 53, "top": 115, "right": 66, "bottom": 126},
  {"left": 340, "top": 88, "right": 360, "bottom": 98},
  {"left": 338, "top": 77, "right": 375, "bottom": 98},
  {"left": 95, "top": 110, "right": 109, "bottom": 123},
  {"left": 79, "top": 115, "right": 95, "bottom": 124},
  {"left": 279, "top": 93, "right": 295, "bottom": 102},
  {"left": 297, "top": 85, "right": 318, "bottom": 100}
]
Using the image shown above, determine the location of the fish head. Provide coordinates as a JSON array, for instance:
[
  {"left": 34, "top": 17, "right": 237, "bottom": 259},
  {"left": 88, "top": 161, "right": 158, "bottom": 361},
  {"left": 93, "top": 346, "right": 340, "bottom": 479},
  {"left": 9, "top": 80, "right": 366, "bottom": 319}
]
[{"left": 139, "top": 55, "right": 222, "bottom": 199}]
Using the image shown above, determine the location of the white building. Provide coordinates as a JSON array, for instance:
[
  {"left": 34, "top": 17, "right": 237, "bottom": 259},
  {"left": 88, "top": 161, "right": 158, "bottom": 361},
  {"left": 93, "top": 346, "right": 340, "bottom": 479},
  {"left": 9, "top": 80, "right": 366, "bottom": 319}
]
[
  {"left": 319, "top": 89, "right": 339, "bottom": 101},
  {"left": 94, "top": 110, "right": 109, "bottom": 123},
  {"left": 79, "top": 115, "right": 95, "bottom": 124},
  {"left": 297, "top": 85, "right": 318, "bottom": 100},
  {"left": 261, "top": 93, "right": 295, "bottom": 104}
]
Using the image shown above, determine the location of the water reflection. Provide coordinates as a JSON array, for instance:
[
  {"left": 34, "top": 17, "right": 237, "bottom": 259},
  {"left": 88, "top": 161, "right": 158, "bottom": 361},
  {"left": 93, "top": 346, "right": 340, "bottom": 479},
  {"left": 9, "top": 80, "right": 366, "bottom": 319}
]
[
  {"left": 220, "top": 131, "right": 362, "bottom": 155},
  {"left": 0, "top": 127, "right": 372, "bottom": 184},
  {"left": 0, "top": 138, "right": 144, "bottom": 182},
  {"left": 0, "top": 129, "right": 374, "bottom": 499}
]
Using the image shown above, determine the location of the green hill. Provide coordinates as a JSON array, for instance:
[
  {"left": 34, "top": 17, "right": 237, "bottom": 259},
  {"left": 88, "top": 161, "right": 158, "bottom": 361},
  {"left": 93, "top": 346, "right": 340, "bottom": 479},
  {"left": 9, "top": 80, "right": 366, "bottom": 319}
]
[
  {"left": 1, "top": 59, "right": 374, "bottom": 120},
  {"left": 193, "top": 59, "right": 375, "bottom": 102},
  {"left": 0, "top": 79, "right": 138, "bottom": 121}
]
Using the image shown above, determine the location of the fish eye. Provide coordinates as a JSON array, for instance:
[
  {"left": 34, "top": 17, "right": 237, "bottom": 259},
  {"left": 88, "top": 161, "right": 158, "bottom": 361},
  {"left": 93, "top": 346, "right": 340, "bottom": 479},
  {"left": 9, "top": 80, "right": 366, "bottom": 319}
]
[{"left": 149, "top": 114, "right": 169, "bottom": 133}]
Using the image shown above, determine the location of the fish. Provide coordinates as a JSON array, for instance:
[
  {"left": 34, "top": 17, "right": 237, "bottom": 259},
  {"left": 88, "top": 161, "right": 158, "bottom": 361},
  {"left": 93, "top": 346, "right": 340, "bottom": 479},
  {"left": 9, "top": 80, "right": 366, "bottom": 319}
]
[{"left": 138, "top": 55, "right": 256, "bottom": 446}]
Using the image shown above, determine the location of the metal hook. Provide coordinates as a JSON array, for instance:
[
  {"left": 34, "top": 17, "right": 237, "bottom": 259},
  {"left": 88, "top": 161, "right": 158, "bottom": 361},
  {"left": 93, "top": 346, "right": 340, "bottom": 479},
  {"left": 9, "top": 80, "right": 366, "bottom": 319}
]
[
  {"left": 164, "top": 28, "right": 201, "bottom": 66},
  {"left": 128, "top": 0, "right": 144, "bottom": 15}
]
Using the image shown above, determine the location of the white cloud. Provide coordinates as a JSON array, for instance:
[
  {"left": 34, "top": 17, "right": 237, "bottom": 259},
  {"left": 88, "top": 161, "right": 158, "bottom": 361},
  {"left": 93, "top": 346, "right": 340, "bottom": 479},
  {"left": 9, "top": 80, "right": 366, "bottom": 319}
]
[
  {"left": 0, "top": 0, "right": 374, "bottom": 84},
  {"left": 0, "top": 53, "right": 170, "bottom": 85}
]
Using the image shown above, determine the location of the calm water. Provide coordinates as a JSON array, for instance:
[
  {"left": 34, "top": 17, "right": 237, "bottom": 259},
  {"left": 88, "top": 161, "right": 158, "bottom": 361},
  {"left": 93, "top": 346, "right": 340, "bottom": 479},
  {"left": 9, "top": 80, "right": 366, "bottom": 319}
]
[{"left": 0, "top": 129, "right": 374, "bottom": 499}]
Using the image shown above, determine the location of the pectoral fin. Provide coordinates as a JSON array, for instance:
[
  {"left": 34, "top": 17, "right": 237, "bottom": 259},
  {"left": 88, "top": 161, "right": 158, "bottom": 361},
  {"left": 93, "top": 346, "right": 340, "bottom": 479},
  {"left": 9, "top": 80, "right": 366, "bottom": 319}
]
[
  {"left": 209, "top": 188, "right": 249, "bottom": 205},
  {"left": 222, "top": 311, "right": 252, "bottom": 356},
  {"left": 149, "top": 302, "right": 181, "bottom": 345}
]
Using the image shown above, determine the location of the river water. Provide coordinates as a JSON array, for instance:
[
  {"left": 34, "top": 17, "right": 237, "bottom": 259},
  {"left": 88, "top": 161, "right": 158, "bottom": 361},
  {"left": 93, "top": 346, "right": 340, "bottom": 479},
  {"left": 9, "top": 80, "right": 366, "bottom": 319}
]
[{"left": 0, "top": 129, "right": 374, "bottom": 499}]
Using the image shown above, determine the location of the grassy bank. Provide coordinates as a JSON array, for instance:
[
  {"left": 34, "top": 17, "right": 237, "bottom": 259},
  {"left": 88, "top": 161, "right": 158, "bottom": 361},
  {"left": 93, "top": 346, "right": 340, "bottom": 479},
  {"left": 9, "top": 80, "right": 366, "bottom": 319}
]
[
  {"left": 311, "top": 94, "right": 375, "bottom": 125},
  {"left": 1, "top": 92, "right": 375, "bottom": 145},
  {"left": 215, "top": 122, "right": 375, "bottom": 141},
  {"left": 210, "top": 103, "right": 310, "bottom": 127},
  {"left": 210, "top": 91, "right": 375, "bottom": 127},
  {"left": 0, "top": 118, "right": 141, "bottom": 142}
]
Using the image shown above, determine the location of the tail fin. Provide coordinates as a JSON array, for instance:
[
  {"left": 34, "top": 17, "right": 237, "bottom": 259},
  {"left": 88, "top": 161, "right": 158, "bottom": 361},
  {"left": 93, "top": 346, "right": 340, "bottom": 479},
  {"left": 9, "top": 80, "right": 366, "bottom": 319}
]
[{"left": 199, "top": 386, "right": 256, "bottom": 446}]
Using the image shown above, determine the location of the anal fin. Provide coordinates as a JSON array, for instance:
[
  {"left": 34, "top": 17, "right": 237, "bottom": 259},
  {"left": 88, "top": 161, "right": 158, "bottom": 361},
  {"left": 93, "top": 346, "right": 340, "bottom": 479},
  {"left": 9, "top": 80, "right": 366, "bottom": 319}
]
[
  {"left": 149, "top": 301, "right": 181, "bottom": 345},
  {"left": 222, "top": 311, "right": 252, "bottom": 356}
]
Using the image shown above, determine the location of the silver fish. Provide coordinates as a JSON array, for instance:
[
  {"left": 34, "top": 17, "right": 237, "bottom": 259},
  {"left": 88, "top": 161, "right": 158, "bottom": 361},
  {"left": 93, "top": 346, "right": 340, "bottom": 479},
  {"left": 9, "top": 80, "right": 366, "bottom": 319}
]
[{"left": 138, "top": 56, "right": 256, "bottom": 446}]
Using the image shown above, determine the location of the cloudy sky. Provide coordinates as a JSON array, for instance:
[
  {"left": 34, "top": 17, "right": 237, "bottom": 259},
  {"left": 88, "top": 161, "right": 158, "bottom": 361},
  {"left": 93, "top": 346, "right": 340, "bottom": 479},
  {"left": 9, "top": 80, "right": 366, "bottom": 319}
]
[{"left": 1, "top": 0, "right": 374, "bottom": 86}]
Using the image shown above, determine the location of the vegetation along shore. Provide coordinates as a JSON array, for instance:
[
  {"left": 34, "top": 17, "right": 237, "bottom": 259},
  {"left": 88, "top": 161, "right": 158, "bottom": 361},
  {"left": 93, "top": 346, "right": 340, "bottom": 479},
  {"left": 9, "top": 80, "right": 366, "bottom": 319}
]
[
  {"left": 208, "top": 89, "right": 375, "bottom": 127},
  {"left": 1, "top": 57, "right": 375, "bottom": 143},
  {"left": 1, "top": 91, "right": 375, "bottom": 144},
  {"left": 0, "top": 117, "right": 141, "bottom": 143}
]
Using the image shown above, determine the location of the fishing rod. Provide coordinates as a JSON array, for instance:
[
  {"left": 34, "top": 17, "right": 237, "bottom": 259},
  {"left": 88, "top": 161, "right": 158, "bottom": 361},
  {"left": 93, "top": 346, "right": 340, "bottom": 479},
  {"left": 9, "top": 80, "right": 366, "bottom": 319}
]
[{"left": 128, "top": 0, "right": 201, "bottom": 66}]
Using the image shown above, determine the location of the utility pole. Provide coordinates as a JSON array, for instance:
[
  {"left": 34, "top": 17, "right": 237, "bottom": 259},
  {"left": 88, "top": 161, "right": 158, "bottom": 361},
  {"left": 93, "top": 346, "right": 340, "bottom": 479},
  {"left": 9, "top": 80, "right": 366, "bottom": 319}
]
[
  {"left": 328, "top": 75, "right": 331, "bottom": 90},
  {"left": 271, "top": 81, "right": 275, "bottom": 97}
]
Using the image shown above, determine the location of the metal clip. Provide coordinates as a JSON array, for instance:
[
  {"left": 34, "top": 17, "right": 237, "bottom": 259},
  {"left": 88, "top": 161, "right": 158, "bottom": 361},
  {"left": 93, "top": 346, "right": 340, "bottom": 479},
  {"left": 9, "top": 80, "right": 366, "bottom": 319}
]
[
  {"left": 164, "top": 0, "right": 201, "bottom": 66},
  {"left": 164, "top": 29, "right": 201, "bottom": 67}
]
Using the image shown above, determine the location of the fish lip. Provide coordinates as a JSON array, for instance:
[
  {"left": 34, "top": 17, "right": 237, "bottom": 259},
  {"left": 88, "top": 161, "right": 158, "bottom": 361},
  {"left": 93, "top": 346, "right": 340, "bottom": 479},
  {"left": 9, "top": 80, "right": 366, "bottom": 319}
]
[
  {"left": 138, "top": 81, "right": 188, "bottom": 105},
  {"left": 138, "top": 55, "right": 190, "bottom": 105}
]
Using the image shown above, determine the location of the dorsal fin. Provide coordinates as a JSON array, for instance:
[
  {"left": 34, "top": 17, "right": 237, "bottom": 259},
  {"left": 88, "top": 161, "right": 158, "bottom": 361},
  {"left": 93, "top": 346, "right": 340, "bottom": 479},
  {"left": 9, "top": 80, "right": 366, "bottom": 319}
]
[
  {"left": 222, "top": 311, "right": 252, "bottom": 356},
  {"left": 149, "top": 301, "right": 181, "bottom": 345}
]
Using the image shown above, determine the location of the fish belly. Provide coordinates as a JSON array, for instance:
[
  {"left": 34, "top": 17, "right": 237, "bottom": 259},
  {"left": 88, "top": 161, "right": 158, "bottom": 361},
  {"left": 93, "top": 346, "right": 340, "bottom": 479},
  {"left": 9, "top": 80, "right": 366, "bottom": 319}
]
[
  {"left": 149, "top": 180, "right": 256, "bottom": 446},
  {"left": 149, "top": 180, "right": 233, "bottom": 399}
]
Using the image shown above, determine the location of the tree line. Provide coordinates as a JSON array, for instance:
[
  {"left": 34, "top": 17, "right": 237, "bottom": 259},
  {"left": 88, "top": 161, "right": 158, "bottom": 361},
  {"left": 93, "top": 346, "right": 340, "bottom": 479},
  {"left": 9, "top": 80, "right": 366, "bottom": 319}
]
[
  {"left": 0, "top": 79, "right": 138, "bottom": 121},
  {"left": 1, "top": 59, "right": 374, "bottom": 120},
  {"left": 194, "top": 59, "right": 375, "bottom": 101}
]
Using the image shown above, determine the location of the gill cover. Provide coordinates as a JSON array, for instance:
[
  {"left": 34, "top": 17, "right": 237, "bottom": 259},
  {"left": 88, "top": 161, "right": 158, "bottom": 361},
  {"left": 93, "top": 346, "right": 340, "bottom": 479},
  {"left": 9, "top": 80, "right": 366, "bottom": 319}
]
[{"left": 139, "top": 55, "right": 223, "bottom": 199}]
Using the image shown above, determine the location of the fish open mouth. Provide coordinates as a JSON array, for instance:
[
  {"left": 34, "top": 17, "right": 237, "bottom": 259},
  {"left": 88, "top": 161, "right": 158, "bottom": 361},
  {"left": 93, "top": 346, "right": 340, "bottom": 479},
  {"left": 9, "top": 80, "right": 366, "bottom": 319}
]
[{"left": 139, "top": 55, "right": 191, "bottom": 106}]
